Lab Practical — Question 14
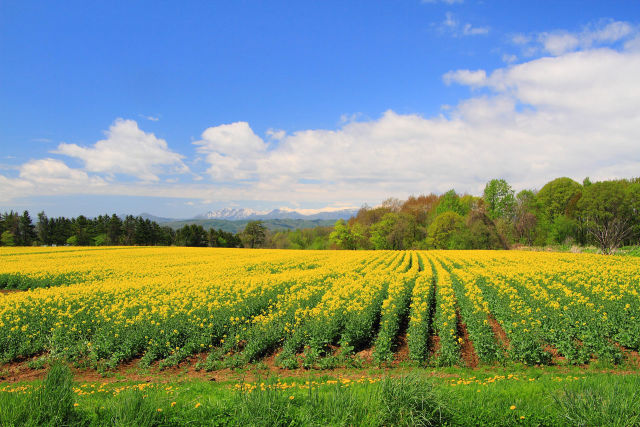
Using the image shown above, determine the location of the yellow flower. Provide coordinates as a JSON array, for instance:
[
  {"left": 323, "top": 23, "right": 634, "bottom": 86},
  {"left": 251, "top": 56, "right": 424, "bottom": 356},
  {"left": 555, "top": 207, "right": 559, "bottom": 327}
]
[
  {"left": 510, "top": 405, "right": 516, "bottom": 410},
  {"left": 195, "top": 402, "right": 201, "bottom": 408},
  {"left": 289, "top": 395, "right": 295, "bottom": 400}
]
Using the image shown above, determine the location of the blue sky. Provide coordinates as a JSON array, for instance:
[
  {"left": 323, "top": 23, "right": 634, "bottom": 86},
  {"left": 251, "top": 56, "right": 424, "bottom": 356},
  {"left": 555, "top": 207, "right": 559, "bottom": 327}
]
[{"left": 1, "top": 1, "right": 639, "bottom": 217}]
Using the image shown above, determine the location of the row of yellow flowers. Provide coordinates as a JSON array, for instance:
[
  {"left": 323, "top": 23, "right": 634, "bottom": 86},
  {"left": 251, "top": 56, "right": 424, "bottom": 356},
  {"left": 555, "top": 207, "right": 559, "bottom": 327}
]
[{"left": 1, "top": 247, "right": 639, "bottom": 368}]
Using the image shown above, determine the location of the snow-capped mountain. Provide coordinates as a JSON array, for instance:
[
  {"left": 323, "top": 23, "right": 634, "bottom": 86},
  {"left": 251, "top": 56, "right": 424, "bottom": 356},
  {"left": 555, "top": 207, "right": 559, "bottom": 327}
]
[
  {"left": 195, "top": 208, "right": 267, "bottom": 220},
  {"left": 196, "top": 207, "right": 358, "bottom": 221}
]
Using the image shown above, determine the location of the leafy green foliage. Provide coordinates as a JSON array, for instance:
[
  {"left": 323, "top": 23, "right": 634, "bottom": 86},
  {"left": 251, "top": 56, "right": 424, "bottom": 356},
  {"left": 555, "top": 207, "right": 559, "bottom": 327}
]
[
  {"left": 426, "top": 212, "right": 465, "bottom": 249},
  {"left": 241, "top": 221, "right": 267, "bottom": 248},
  {"left": 537, "top": 177, "right": 582, "bottom": 220},
  {"left": 483, "top": 178, "right": 516, "bottom": 220}
]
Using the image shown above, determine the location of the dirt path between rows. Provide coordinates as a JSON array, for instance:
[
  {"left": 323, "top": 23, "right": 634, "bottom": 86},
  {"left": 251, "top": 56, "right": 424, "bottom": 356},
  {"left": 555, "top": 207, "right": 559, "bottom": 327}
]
[
  {"left": 456, "top": 310, "right": 479, "bottom": 368},
  {"left": 0, "top": 289, "right": 24, "bottom": 294},
  {"left": 487, "top": 314, "right": 509, "bottom": 350}
]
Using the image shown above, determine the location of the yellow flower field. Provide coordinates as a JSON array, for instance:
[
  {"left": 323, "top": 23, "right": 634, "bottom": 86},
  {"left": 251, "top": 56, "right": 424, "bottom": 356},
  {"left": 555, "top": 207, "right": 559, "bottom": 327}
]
[{"left": 1, "top": 247, "right": 639, "bottom": 369}]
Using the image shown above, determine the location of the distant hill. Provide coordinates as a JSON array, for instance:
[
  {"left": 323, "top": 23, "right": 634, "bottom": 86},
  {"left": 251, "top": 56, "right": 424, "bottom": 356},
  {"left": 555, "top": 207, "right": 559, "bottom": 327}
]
[
  {"left": 162, "top": 218, "right": 339, "bottom": 233},
  {"left": 138, "top": 213, "right": 178, "bottom": 223}
]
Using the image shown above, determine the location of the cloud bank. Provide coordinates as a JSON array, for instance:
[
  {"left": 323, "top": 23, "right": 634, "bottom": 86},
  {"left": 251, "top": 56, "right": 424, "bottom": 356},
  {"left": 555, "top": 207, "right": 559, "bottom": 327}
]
[
  {"left": 2, "top": 22, "right": 639, "bottom": 209},
  {"left": 55, "top": 119, "right": 188, "bottom": 182}
]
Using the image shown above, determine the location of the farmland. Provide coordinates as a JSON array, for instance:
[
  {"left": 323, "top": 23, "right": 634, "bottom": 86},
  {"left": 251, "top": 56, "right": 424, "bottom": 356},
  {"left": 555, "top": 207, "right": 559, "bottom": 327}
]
[
  {"left": 1, "top": 247, "right": 640, "bottom": 369},
  {"left": 2, "top": 247, "right": 640, "bottom": 425}
]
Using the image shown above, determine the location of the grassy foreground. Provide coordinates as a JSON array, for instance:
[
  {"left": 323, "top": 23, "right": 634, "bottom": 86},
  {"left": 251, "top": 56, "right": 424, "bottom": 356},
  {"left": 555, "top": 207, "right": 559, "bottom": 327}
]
[{"left": 2, "top": 363, "right": 640, "bottom": 426}]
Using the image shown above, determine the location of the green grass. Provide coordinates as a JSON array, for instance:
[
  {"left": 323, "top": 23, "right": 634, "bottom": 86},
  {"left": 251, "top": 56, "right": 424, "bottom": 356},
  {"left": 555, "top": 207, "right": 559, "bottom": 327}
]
[{"left": 2, "top": 364, "right": 640, "bottom": 426}]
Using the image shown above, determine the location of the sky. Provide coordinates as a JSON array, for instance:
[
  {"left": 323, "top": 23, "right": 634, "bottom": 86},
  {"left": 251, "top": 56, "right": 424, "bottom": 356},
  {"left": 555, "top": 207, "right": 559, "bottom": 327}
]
[{"left": 1, "top": 1, "right": 639, "bottom": 218}]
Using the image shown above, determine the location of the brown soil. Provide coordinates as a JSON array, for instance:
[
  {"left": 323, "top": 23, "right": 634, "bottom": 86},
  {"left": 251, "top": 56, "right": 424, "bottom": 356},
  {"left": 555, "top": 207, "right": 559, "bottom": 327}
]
[
  {"left": 0, "top": 358, "right": 48, "bottom": 382},
  {"left": 3, "top": 350, "right": 640, "bottom": 385},
  {"left": 456, "top": 310, "right": 479, "bottom": 368},
  {"left": 0, "top": 289, "right": 23, "bottom": 294},
  {"left": 543, "top": 345, "right": 567, "bottom": 364},
  {"left": 0, "top": 354, "right": 426, "bottom": 384},
  {"left": 487, "top": 314, "right": 510, "bottom": 349},
  {"left": 392, "top": 334, "right": 410, "bottom": 366},
  {"left": 429, "top": 335, "right": 441, "bottom": 359},
  {"left": 356, "top": 347, "right": 374, "bottom": 365},
  {"left": 613, "top": 343, "right": 640, "bottom": 367}
]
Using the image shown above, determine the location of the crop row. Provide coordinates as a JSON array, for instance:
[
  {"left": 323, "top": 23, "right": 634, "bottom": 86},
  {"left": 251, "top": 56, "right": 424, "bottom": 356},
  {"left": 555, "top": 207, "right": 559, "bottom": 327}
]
[{"left": 1, "top": 247, "right": 639, "bottom": 369}]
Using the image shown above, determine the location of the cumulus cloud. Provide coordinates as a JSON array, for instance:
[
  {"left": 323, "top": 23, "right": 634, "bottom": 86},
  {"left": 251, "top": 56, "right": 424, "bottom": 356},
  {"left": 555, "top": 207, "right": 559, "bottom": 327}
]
[
  {"left": 193, "top": 121, "right": 268, "bottom": 181},
  {"left": 2, "top": 26, "right": 640, "bottom": 208},
  {"left": 0, "top": 158, "right": 109, "bottom": 202},
  {"left": 56, "top": 118, "right": 188, "bottom": 181},
  {"left": 19, "top": 158, "right": 97, "bottom": 186},
  {"left": 189, "top": 43, "right": 640, "bottom": 203}
]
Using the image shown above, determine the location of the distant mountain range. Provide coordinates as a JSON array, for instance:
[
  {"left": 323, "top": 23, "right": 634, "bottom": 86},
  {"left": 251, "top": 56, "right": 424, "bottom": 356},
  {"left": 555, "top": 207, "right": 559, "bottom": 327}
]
[
  {"left": 195, "top": 207, "right": 358, "bottom": 221},
  {"left": 137, "top": 207, "right": 358, "bottom": 233}
]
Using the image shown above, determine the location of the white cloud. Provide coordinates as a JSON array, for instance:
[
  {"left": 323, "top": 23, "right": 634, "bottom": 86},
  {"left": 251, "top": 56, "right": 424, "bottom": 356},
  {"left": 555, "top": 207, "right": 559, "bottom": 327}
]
[
  {"left": 194, "top": 121, "right": 268, "bottom": 180},
  {"left": 539, "top": 32, "right": 580, "bottom": 55},
  {"left": 19, "top": 158, "right": 95, "bottom": 185},
  {"left": 514, "top": 20, "right": 638, "bottom": 57},
  {"left": 0, "top": 158, "right": 108, "bottom": 202},
  {"left": 3, "top": 29, "right": 640, "bottom": 209},
  {"left": 186, "top": 45, "right": 640, "bottom": 203},
  {"left": 502, "top": 54, "right": 518, "bottom": 64},
  {"left": 139, "top": 115, "right": 160, "bottom": 122},
  {"left": 624, "top": 35, "right": 640, "bottom": 51},
  {"left": 462, "top": 23, "right": 489, "bottom": 36},
  {"left": 443, "top": 12, "right": 457, "bottom": 30},
  {"left": 266, "top": 128, "right": 286, "bottom": 140},
  {"left": 511, "top": 34, "right": 531, "bottom": 45},
  {"left": 55, "top": 119, "right": 188, "bottom": 181},
  {"left": 439, "top": 12, "right": 489, "bottom": 37},
  {"left": 443, "top": 69, "right": 487, "bottom": 87}
]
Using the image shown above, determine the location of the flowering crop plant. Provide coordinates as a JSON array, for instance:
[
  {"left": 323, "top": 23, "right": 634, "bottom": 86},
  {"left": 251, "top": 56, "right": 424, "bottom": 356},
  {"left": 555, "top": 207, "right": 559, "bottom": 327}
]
[{"left": 1, "top": 247, "right": 639, "bottom": 369}]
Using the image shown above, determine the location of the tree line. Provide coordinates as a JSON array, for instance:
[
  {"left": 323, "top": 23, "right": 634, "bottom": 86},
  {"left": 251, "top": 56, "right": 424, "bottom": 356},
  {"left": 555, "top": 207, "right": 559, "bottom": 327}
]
[
  {"left": 1, "top": 176, "right": 638, "bottom": 253},
  {"left": 0, "top": 212, "right": 240, "bottom": 248},
  {"left": 327, "top": 177, "right": 640, "bottom": 254}
]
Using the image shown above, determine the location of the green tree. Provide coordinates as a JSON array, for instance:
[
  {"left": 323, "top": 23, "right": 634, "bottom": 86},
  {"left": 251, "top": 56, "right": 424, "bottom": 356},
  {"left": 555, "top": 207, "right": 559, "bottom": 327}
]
[
  {"left": 36, "top": 211, "right": 51, "bottom": 245},
  {"left": 19, "top": 211, "right": 37, "bottom": 246},
  {"left": 550, "top": 215, "right": 578, "bottom": 245},
  {"left": 72, "top": 215, "right": 92, "bottom": 246},
  {"left": 435, "top": 190, "right": 466, "bottom": 217},
  {"left": 241, "top": 221, "right": 267, "bottom": 248},
  {"left": 483, "top": 179, "right": 516, "bottom": 220},
  {"left": 513, "top": 190, "right": 538, "bottom": 245},
  {"left": 1, "top": 230, "right": 15, "bottom": 246},
  {"left": 369, "top": 212, "right": 422, "bottom": 250},
  {"left": 466, "top": 210, "right": 507, "bottom": 249},
  {"left": 369, "top": 213, "right": 397, "bottom": 250},
  {"left": 537, "top": 177, "right": 582, "bottom": 220},
  {"left": 107, "top": 214, "right": 122, "bottom": 245},
  {"left": 175, "top": 224, "right": 208, "bottom": 246},
  {"left": 329, "top": 219, "right": 358, "bottom": 250},
  {"left": 93, "top": 233, "right": 108, "bottom": 246},
  {"left": 628, "top": 181, "right": 640, "bottom": 243},
  {"left": 577, "top": 180, "right": 633, "bottom": 253},
  {"left": 426, "top": 211, "right": 466, "bottom": 249}
]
